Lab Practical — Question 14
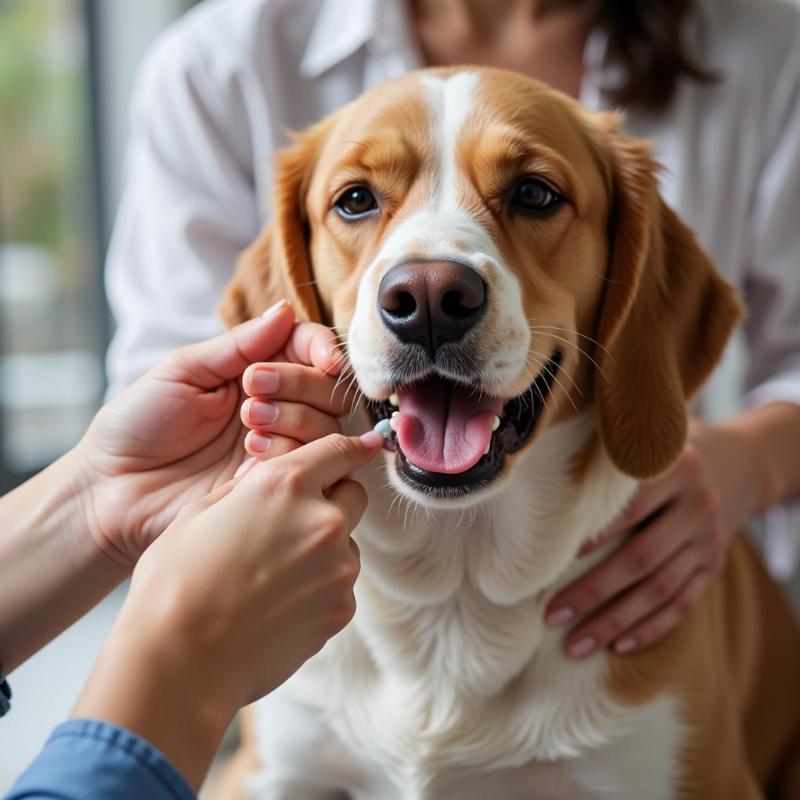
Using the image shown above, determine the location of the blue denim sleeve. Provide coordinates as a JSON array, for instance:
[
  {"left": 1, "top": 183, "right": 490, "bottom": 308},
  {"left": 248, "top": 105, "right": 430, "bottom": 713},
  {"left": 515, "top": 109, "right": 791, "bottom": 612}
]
[{"left": 5, "top": 719, "right": 196, "bottom": 800}]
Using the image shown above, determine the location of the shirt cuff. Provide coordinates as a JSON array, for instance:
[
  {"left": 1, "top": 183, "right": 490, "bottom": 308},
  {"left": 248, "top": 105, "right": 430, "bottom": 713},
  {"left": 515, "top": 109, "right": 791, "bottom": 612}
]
[
  {"left": 743, "top": 375, "right": 800, "bottom": 581},
  {"left": 744, "top": 376, "right": 800, "bottom": 411},
  {"left": 5, "top": 718, "right": 196, "bottom": 800}
]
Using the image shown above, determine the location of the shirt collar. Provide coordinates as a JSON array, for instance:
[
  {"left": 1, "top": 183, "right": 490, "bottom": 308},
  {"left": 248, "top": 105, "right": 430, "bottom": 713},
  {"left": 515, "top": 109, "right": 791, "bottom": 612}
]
[
  {"left": 300, "top": 0, "right": 381, "bottom": 78},
  {"left": 301, "top": 1, "right": 611, "bottom": 102}
]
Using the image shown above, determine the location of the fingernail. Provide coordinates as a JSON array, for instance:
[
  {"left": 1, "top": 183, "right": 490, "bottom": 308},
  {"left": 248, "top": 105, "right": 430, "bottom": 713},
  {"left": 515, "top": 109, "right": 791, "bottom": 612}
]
[
  {"left": 614, "top": 636, "right": 637, "bottom": 654},
  {"left": 577, "top": 539, "right": 596, "bottom": 557},
  {"left": 262, "top": 299, "right": 288, "bottom": 318},
  {"left": 546, "top": 606, "right": 575, "bottom": 627},
  {"left": 234, "top": 457, "right": 257, "bottom": 478},
  {"left": 324, "top": 345, "right": 342, "bottom": 375},
  {"left": 247, "top": 433, "right": 273, "bottom": 454},
  {"left": 249, "top": 369, "right": 280, "bottom": 395},
  {"left": 360, "top": 431, "right": 385, "bottom": 448},
  {"left": 249, "top": 401, "right": 278, "bottom": 425},
  {"left": 568, "top": 635, "right": 596, "bottom": 658}
]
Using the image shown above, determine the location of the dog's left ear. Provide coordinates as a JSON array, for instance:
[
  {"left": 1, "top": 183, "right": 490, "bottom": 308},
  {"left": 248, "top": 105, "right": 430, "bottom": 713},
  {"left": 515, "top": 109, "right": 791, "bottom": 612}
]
[
  {"left": 592, "top": 120, "right": 743, "bottom": 479},
  {"left": 218, "top": 120, "right": 333, "bottom": 327}
]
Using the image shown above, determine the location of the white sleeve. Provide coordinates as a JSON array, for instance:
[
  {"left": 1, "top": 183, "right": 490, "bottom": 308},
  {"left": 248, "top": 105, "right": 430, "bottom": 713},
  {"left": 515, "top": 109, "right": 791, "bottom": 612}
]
[
  {"left": 104, "top": 25, "right": 263, "bottom": 395},
  {"left": 740, "top": 16, "right": 800, "bottom": 579},
  {"left": 742, "top": 15, "right": 800, "bottom": 409}
]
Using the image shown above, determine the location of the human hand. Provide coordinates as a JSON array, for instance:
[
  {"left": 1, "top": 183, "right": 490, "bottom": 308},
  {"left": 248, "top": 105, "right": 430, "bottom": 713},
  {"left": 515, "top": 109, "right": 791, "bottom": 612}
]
[
  {"left": 73, "top": 429, "right": 383, "bottom": 790},
  {"left": 239, "top": 325, "right": 355, "bottom": 461},
  {"left": 76, "top": 301, "right": 348, "bottom": 567},
  {"left": 545, "top": 419, "right": 768, "bottom": 657}
]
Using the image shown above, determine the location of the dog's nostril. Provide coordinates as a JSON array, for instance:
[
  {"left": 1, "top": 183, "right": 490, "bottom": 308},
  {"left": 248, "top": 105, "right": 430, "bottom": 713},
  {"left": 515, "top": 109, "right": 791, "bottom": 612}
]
[
  {"left": 385, "top": 291, "right": 417, "bottom": 318},
  {"left": 441, "top": 289, "right": 480, "bottom": 320},
  {"left": 377, "top": 260, "right": 487, "bottom": 353}
]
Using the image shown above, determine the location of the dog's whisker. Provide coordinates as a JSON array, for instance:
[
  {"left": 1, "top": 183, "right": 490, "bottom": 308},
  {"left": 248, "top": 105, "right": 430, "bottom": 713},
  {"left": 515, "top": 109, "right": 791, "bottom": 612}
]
[
  {"left": 530, "top": 348, "right": 584, "bottom": 401},
  {"left": 331, "top": 363, "right": 356, "bottom": 404},
  {"left": 524, "top": 352, "right": 551, "bottom": 414},
  {"left": 349, "top": 387, "right": 366, "bottom": 418},
  {"left": 528, "top": 323, "right": 615, "bottom": 365},
  {"left": 528, "top": 346, "right": 578, "bottom": 412},
  {"left": 402, "top": 500, "right": 412, "bottom": 532},
  {"left": 523, "top": 352, "right": 549, "bottom": 412},
  {"left": 545, "top": 368, "right": 578, "bottom": 413},
  {"left": 541, "top": 339, "right": 606, "bottom": 385},
  {"left": 387, "top": 493, "right": 403, "bottom": 522}
]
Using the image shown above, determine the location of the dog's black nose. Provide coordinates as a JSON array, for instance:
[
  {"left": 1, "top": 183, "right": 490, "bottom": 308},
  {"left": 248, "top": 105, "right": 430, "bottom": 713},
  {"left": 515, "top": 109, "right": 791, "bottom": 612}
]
[{"left": 377, "top": 261, "right": 487, "bottom": 355}]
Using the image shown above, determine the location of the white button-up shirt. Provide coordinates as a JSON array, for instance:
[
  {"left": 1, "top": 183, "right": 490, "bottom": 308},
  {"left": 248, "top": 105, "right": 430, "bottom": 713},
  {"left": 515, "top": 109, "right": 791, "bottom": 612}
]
[{"left": 104, "top": 0, "right": 800, "bottom": 572}]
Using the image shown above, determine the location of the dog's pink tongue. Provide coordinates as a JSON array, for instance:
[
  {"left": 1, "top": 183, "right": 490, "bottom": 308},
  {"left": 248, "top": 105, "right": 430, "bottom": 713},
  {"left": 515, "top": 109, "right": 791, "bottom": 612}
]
[{"left": 394, "top": 380, "right": 503, "bottom": 474}]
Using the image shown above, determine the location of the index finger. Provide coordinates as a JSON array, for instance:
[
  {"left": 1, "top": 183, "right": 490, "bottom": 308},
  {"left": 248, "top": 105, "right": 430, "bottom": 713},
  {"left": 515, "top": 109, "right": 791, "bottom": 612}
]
[
  {"left": 267, "top": 431, "right": 384, "bottom": 492},
  {"left": 579, "top": 469, "right": 682, "bottom": 556},
  {"left": 283, "top": 322, "right": 345, "bottom": 375},
  {"left": 162, "top": 300, "right": 295, "bottom": 388}
]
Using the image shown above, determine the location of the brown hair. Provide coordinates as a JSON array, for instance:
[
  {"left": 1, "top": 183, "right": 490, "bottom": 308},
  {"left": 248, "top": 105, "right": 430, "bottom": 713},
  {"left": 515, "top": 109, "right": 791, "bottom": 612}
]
[{"left": 592, "top": 0, "right": 719, "bottom": 112}]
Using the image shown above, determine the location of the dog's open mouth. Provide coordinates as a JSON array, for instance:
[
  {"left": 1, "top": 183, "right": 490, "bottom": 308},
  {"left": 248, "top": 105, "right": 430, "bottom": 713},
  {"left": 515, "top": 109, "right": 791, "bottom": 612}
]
[{"left": 368, "top": 350, "right": 562, "bottom": 496}]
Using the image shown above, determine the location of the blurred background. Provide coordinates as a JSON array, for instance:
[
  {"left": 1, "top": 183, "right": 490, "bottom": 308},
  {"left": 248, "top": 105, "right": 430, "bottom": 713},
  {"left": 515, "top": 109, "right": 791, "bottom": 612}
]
[
  {"left": 1, "top": 0, "right": 799, "bottom": 793},
  {"left": 0, "top": 1, "right": 201, "bottom": 790},
  {"left": 1, "top": 0, "right": 202, "bottom": 494}
]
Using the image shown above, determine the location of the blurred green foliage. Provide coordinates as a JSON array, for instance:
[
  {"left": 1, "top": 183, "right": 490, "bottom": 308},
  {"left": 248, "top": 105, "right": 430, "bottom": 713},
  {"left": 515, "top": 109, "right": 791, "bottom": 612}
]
[{"left": 0, "top": 0, "right": 89, "bottom": 263}]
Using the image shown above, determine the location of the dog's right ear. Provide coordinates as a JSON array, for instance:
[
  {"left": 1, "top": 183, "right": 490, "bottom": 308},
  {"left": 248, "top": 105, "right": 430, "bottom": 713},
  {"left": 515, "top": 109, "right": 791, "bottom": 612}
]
[{"left": 218, "top": 121, "right": 333, "bottom": 326}]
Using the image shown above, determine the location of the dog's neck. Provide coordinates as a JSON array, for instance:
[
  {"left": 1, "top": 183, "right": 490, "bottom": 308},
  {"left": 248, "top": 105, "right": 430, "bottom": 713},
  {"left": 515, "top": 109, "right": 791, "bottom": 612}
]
[{"left": 350, "top": 411, "right": 637, "bottom": 702}]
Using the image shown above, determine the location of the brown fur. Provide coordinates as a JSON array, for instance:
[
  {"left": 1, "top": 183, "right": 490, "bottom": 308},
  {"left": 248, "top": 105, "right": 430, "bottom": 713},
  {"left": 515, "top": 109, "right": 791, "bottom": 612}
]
[
  {"left": 588, "top": 126, "right": 743, "bottom": 479},
  {"left": 215, "top": 68, "right": 798, "bottom": 799},
  {"left": 608, "top": 537, "right": 800, "bottom": 799}
]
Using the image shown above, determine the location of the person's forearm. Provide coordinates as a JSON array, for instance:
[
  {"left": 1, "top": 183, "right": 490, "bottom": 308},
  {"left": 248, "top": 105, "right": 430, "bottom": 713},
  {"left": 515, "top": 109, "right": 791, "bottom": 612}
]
[
  {"left": 690, "top": 401, "right": 800, "bottom": 532},
  {"left": 0, "top": 449, "right": 127, "bottom": 672},
  {"left": 729, "top": 401, "right": 800, "bottom": 507},
  {"left": 73, "top": 616, "right": 234, "bottom": 791}
]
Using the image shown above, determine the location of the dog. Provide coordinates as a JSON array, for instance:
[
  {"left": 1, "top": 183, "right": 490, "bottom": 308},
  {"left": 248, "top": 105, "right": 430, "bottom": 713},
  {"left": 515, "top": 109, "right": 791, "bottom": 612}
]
[{"left": 215, "top": 67, "right": 800, "bottom": 800}]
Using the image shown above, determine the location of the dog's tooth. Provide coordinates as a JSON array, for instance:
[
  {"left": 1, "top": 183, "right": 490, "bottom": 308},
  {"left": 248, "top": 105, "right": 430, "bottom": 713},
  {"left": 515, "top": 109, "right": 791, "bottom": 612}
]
[
  {"left": 391, "top": 410, "right": 400, "bottom": 418},
  {"left": 389, "top": 393, "right": 399, "bottom": 407},
  {"left": 483, "top": 442, "right": 491, "bottom": 455},
  {"left": 490, "top": 415, "right": 501, "bottom": 431},
  {"left": 389, "top": 415, "right": 399, "bottom": 432}
]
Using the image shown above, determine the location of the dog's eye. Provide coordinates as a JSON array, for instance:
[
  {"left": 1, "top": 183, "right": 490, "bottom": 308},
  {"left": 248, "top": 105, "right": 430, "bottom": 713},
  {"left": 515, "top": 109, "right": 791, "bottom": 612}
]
[
  {"left": 510, "top": 178, "right": 562, "bottom": 214},
  {"left": 335, "top": 186, "right": 379, "bottom": 219}
]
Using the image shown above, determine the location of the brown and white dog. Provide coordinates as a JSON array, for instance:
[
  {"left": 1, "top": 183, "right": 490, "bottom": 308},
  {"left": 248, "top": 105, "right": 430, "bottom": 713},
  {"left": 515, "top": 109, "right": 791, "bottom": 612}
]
[{"left": 216, "top": 68, "right": 800, "bottom": 800}]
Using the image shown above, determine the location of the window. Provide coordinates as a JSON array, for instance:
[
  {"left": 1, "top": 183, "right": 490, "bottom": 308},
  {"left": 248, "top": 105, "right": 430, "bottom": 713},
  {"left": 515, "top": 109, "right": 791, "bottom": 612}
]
[
  {"left": 0, "top": 0, "right": 105, "bottom": 491},
  {"left": 0, "top": 0, "right": 200, "bottom": 491}
]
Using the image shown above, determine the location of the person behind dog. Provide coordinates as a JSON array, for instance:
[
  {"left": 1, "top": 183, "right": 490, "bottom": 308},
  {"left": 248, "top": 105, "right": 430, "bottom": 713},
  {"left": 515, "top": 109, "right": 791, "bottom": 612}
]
[
  {"left": 2, "top": 302, "right": 383, "bottom": 799},
  {"left": 105, "top": 0, "right": 800, "bottom": 659}
]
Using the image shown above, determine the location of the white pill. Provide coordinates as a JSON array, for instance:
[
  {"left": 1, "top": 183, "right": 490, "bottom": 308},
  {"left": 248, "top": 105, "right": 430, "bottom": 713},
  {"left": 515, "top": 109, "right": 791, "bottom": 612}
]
[{"left": 373, "top": 418, "right": 393, "bottom": 438}]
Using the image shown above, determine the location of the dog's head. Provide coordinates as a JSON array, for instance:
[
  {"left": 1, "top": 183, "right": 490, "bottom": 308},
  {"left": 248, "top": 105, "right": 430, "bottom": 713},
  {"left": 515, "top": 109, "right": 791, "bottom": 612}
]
[{"left": 221, "top": 68, "right": 741, "bottom": 506}]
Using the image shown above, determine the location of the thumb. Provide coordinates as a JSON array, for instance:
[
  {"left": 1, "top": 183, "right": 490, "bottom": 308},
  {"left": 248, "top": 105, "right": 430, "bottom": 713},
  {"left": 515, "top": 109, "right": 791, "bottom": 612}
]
[
  {"left": 160, "top": 300, "right": 295, "bottom": 389},
  {"left": 250, "top": 431, "right": 384, "bottom": 493}
]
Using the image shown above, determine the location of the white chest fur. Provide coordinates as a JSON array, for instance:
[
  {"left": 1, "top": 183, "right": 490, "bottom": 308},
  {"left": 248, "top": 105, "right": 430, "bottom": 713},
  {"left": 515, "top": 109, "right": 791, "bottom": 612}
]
[{"left": 245, "top": 415, "right": 683, "bottom": 799}]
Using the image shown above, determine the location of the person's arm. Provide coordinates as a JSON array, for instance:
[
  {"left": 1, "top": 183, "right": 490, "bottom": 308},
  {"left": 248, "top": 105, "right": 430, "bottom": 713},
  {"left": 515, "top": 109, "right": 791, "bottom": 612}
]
[
  {"left": 544, "top": 402, "right": 800, "bottom": 658},
  {"left": 0, "top": 453, "right": 126, "bottom": 674},
  {"left": 5, "top": 719, "right": 195, "bottom": 800},
  {"left": 69, "top": 431, "right": 381, "bottom": 790},
  {"left": 0, "top": 304, "right": 353, "bottom": 674},
  {"left": 545, "top": 22, "right": 800, "bottom": 656},
  {"left": 7, "top": 431, "right": 381, "bottom": 797}
]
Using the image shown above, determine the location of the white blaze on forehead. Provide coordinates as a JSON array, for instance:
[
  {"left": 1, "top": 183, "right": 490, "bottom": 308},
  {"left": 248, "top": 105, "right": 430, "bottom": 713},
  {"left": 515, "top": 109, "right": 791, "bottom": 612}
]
[
  {"left": 348, "top": 70, "right": 532, "bottom": 402},
  {"left": 420, "top": 71, "right": 481, "bottom": 206}
]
